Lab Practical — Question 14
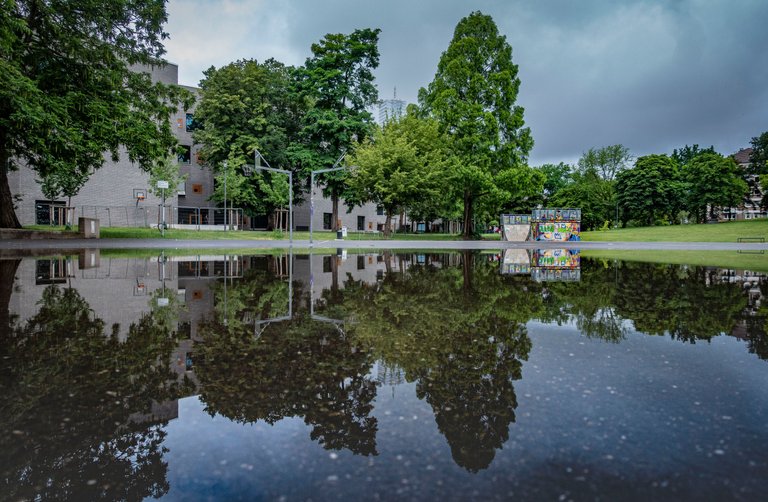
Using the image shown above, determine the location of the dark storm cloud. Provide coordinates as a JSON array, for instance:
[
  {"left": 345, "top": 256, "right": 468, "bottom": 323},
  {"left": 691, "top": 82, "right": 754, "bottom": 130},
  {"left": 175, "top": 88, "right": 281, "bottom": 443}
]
[{"left": 166, "top": 0, "right": 768, "bottom": 164}]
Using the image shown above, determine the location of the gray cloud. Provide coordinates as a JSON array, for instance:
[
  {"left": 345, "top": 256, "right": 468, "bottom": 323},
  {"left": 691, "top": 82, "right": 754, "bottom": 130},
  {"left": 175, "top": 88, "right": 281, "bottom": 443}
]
[{"left": 165, "top": 0, "right": 768, "bottom": 165}]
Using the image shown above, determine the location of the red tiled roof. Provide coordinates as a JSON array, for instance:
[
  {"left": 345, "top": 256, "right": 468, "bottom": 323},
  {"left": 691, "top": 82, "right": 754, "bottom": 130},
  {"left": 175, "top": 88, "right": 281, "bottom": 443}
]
[{"left": 733, "top": 148, "right": 753, "bottom": 165}]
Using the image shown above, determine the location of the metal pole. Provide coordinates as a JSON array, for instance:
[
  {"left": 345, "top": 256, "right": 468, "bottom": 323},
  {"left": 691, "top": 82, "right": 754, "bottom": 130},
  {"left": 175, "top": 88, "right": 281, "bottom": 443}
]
[
  {"left": 289, "top": 171, "right": 293, "bottom": 245},
  {"left": 223, "top": 161, "right": 227, "bottom": 231},
  {"left": 310, "top": 171, "right": 314, "bottom": 248}
]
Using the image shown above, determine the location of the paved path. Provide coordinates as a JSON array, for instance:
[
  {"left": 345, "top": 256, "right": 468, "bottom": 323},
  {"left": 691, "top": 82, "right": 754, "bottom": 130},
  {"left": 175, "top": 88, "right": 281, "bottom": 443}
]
[{"left": 1, "top": 238, "right": 767, "bottom": 252}]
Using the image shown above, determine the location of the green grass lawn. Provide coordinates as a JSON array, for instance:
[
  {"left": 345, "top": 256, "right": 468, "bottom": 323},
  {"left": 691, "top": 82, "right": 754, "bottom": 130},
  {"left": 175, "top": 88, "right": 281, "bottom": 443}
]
[
  {"left": 23, "top": 220, "right": 768, "bottom": 242},
  {"left": 581, "top": 220, "right": 768, "bottom": 242},
  {"left": 24, "top": 225, "right": 480, "bottom": 241}
]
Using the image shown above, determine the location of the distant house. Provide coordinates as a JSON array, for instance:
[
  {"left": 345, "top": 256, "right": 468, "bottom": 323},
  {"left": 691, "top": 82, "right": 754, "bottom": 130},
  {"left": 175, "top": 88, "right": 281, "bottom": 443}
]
[{"left": 721, "top": 148, "right": 766, "bottom": 221}]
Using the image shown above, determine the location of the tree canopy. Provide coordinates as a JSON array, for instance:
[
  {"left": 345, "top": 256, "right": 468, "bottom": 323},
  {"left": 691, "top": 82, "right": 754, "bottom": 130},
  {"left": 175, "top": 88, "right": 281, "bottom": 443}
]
[
  {"left": 616, "top": 154, "right": 685, "bottom": 226},
  {"left": 296, "top": 28, "right": 381, "bottom": 231},
  {"left": 347, "top": 111, "right": 453, "bottom": 235},
  {"left": 577, "top": 144, "right": 632, "bottom": 181},
  {"left": 193, "top": 58, "right": 302, "bottom": 216},
  {"left": 683, "top": 152, "right": 748, "bottom": 223},
  {"left": 418, "top": 11, "right": 533, "bottom": 238},
  {"left": 0, "top": 0, "right": 191, "bottom": 228}
]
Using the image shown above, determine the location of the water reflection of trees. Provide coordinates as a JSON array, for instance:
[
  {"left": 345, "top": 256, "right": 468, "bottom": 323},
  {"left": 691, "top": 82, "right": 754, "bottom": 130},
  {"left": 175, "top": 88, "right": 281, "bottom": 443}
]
[
  {"left": 323, "top": 252, "right": 536, "bottom": 471},
  {"left": 0, "top": 283, "right": 191, "bottom": 501},
  {"left": 542, "top": 260, "right": 759, "bottom": 349},
  {"left": 193, "top": 276, "right": 378, "bottom": 456}
]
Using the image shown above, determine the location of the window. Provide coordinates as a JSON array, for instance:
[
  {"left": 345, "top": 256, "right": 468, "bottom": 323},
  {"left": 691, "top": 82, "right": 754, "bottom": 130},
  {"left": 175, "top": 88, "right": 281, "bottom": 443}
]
[
  {"left": 192, "top": 183, "right": 203, "bottom": 194},
  {"left": 376, "top": 205, "right": 384, "bottom": 216},
  {"left": 35, "top": 259, "right": 67, "bottom": 285},
  {"left": 357, "top": 255, "right": 365, "bottom": 270},
  {"left": 323, "top": 256, "right": 332, "bottom": 273},
  {"left": 177, "top": 181, "right": 186, "bottom": 196},
  {"left": 35, "top": 200, "right": 65, "bottom": 225},
  {"left": 323, "top": 212, "right": 332, "bottom": 230},
  {"left": 357, "top": 215, "right": 365, "bottom": 231},
  {"left": 178, "top": 145, "right": 191, "bottom": 164},
  {"left": 185, "top": 113, "right": 201, "bottom": 132}
]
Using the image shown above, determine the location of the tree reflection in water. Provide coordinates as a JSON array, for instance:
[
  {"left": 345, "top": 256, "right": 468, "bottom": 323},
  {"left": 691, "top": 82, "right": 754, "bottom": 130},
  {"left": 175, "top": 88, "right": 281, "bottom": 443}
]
[
  {"left": 2, "top": 252, "right": 765, "bottom": 486},
  {"left": 193, "top": 264, "right": 378, "bottom": 456},
  {"left": 320, "top": 251, "right": 537, "bottom": 471},
  {"left": 0, "top": 282, "right": 192, "bottom": 501}
]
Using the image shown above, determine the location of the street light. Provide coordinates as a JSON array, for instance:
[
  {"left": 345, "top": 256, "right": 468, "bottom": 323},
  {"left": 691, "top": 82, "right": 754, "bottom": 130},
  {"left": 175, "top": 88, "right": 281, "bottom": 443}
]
[
  {"left": 247, "top": 149, "right": 294, "bottom": 246},
  {"left": 310, "top": 150, "right": 348, "bottom": 248}
]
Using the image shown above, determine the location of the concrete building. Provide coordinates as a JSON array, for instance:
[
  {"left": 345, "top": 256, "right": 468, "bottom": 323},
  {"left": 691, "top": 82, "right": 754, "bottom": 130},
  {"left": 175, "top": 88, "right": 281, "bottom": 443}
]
[
  {"left": 721, "top": 148, "right": 767, "bottom": 221},
  {"left": 6, "top": 63, "right": 435, "bottom": 233},
  {"left": 7, "top": 63, "right": 214, "bottom": 228},
  {"left": 377, "top": 88, "right": 406, "bottom": 125}
]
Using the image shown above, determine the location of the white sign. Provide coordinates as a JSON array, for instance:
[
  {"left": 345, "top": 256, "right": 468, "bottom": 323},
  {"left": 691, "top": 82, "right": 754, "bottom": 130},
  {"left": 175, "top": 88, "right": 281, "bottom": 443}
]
[
  {"left": 156, "top": 297, "right": 170, "bottom": 307},
  {"left": 156, "top": 180, "right": 169, "bottom": 189}
]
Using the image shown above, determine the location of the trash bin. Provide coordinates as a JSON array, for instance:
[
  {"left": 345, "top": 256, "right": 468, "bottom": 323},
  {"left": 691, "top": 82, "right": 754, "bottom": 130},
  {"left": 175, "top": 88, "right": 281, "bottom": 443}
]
[{"left": 336, "top": 229, "right": 343, "bottom": 239}]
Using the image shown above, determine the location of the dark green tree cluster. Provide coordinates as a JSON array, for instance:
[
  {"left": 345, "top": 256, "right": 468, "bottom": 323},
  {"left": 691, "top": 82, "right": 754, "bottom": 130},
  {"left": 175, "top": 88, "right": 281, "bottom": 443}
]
[
  {"left": 0, "top": 0, "right": 193, "bottom": 228},
  {"left": 616, "top": 149, "right": 747, "bottom": 225},
  {"left": 197, "top": 12, "right": 542, "bottom": 238},
  {"left": 540, "top": 141, "right": 752, "bottom": 229},
  {"left": 192, "top": 29, "right": 381, "bottom": 231}
]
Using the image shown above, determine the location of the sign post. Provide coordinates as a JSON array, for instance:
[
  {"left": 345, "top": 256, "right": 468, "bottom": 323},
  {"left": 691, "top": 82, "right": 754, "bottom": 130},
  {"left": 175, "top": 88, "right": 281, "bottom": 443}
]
[{"left": 157, "top": 180, "right": 169, "bottom": 237}]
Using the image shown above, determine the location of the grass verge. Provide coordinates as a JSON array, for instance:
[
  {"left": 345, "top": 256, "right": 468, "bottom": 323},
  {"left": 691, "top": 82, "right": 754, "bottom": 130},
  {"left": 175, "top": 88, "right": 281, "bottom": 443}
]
[{"left": 581, "top": 220, "right": 768, "bottom": 242}]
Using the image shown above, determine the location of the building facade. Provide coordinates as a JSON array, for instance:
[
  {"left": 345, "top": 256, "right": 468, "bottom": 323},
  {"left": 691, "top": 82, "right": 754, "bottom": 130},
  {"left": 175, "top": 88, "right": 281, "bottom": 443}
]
[
  {"left": 722, "top": 148, "right": 766, "bottom": 221},
  {"left": 7, "top": 62, "right": 411, "bottom": 233},
  {"left": 8, "top": 63, "right": 215, "bottom": 227}
]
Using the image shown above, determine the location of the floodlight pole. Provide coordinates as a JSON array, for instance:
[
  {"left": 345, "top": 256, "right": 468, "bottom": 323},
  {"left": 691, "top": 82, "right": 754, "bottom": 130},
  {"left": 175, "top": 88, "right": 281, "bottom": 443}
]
[
  {"left": 310, "top": 151, "right": 348, "bottom": 248},
  {"left": 253, "top": 149, "right": 293, "bottom": 246},
  {"left": 223, "top": 161, "right": 228, "bottom": 231}
]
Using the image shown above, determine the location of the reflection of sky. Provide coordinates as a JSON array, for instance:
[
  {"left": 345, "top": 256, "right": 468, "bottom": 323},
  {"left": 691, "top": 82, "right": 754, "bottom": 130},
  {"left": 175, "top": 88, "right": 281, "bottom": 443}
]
[{"left": 159, "top": 322, "right": 768, "bottom": 500}]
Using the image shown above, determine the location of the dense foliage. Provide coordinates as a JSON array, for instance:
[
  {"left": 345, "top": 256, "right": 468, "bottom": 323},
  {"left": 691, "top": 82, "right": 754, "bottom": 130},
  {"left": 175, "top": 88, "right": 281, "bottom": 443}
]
[
  {"left": 0, "top": 0, "right": 191, "bottom": 228},
  {"left": 418, "top": 11, "right": 535, "bottom": 238}
]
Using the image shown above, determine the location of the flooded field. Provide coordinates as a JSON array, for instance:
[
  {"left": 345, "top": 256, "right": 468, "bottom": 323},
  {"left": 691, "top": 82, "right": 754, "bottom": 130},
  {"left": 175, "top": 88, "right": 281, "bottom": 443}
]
[{"left": 1, "top": 251, "right": 766, "bottom": 500}]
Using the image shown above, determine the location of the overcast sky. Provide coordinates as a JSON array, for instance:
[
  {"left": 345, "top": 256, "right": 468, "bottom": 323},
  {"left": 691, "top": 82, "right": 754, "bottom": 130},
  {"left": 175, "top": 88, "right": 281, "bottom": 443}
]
[{"left": 164, "top": 0, "right": 767, "bottom": 165}]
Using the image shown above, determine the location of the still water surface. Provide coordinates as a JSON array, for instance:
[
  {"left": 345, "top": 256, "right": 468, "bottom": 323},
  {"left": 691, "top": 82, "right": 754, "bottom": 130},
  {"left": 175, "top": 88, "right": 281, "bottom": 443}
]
[{"left": 0, "top": 251, "right": 766, "bottom": 500}]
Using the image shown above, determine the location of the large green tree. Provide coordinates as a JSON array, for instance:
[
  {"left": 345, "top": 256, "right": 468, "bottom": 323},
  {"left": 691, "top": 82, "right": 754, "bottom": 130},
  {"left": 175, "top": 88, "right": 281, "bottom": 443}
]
[
  {"left": 418, "top": 11, "right": 533, "bottom": 239},
  {"left": 0, "top": 0, "right": 191, "bottom": 228},
  {"left": 347, "top": 111, "right": 452, "bottom": 236},
  {"left": 193, "top": 58, "right": 303, "bottom": 217},
  {"left": 683, "top": 152, "right": 748, "bottom": 223},
  {"left": 577, "top": 144, "right": 632, "bottom": 181},
  {"left": 296, "top": 28, "right": 381, "bottom": 231},
  {"left": 550, "top": 167, "right": 616, "bottom": 230},
  {"left": 616, "top": 154, "right": 685, "bottom": 226}
]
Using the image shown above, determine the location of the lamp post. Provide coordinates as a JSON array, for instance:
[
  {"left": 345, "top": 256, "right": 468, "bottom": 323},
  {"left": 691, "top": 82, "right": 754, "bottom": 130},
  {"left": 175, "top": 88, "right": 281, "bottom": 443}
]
[
  {"left": 310, "top": 150, "right": 348, "bottom": 248},
  {"left": 250, "top": 149, "right": 294, "bottom": 246}
]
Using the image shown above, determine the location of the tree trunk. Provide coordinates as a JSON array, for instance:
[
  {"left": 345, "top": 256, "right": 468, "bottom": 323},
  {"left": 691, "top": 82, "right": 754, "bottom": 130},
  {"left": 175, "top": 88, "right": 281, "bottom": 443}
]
[
  {"left": 462, "top": 191, "right": 474, "bottom": 239},
  {"left": 332, "top": 193, "right": 339, "bottom": 232},
  {"left": 0, "top": 259, "right": 21, "bottom": 333},
  {"left": 0, "top": 164, "right": 22, "bottom": 229},
  {"left": 384, "top": 211, "right": 392, "bottom": 237},
  {"left": 461, "top": 250, "right": 474, "bottom": 293}
]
